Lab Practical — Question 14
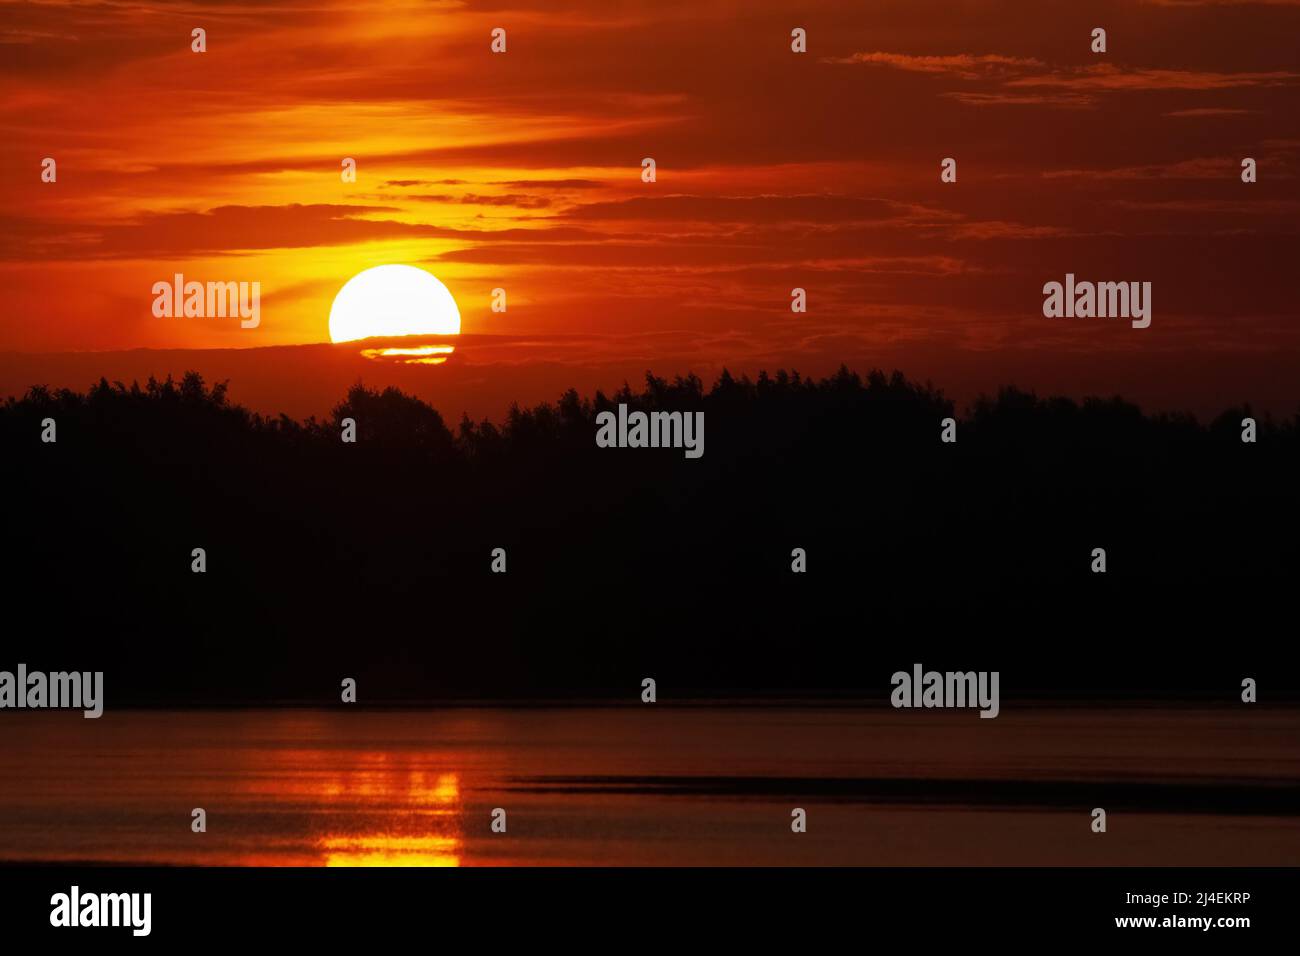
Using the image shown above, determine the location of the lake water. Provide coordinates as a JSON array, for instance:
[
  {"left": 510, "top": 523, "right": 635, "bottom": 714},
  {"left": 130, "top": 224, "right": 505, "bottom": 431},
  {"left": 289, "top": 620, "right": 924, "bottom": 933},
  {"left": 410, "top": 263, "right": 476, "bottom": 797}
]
[{"left": 0, "top": 706, "right": 1296, "bottom": 865}]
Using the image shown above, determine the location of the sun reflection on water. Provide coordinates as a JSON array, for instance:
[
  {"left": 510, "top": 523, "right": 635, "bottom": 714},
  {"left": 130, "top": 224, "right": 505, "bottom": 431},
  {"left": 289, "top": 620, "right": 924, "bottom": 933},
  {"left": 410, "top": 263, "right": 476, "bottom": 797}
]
[
  {"left": 320, "top": 834, "right": 461, "bottom": 867},
  {"left": 313, "top": 769, "right": 464, "bottom": 867}
]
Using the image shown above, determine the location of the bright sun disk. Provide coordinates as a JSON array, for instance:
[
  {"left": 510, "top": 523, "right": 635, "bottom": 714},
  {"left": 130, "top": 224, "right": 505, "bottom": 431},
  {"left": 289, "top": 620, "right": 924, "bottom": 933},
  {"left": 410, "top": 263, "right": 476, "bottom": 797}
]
[{"left": 328, "top": 265, "right": 461, "bottom": 343}]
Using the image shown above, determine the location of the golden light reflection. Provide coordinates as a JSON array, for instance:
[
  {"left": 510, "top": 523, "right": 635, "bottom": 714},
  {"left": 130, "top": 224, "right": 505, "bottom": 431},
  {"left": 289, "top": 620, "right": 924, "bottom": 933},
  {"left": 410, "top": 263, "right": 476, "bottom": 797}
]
[
  {"left": 359, "top": 344, "right": 456, "bottom": 365},
  {"left": 313, "top": 769, "right": 464, "bottom": 867},
  {"left": 320, "top": 834, "right": 461, "bottom": 867}
]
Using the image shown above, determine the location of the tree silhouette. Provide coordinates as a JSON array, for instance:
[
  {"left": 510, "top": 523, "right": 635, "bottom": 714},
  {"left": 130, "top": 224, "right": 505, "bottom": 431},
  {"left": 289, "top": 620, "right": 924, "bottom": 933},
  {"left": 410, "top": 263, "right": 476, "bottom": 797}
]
[{"left": 1, "top": 367, "right": 1296, "bottom": 703}]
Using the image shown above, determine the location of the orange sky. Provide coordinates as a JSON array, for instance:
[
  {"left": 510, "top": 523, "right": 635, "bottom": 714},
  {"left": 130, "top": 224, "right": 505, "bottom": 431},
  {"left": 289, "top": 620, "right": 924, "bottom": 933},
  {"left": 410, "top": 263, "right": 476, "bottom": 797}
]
[{"left": 2, "top": 0, "right": 1299, "bottom": 416}]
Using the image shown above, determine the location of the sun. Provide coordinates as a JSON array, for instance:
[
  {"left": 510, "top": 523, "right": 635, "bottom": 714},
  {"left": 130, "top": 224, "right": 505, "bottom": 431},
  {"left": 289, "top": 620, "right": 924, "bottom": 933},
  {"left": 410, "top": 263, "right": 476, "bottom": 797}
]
[{"left": 328, "top": 265, "right": 461, "bottom": 343}]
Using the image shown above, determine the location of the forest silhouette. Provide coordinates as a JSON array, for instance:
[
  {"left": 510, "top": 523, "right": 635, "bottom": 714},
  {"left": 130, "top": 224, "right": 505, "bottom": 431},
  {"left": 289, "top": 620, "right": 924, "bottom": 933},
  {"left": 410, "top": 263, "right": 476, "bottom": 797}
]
[{"left": 3, "top": 367, "right": 1297, "bottom": 704}]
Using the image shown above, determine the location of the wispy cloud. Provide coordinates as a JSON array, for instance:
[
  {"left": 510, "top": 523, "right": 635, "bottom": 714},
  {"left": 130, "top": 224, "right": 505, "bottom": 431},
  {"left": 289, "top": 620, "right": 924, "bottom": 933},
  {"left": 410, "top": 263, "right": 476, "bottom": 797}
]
[
  {"left": 1043, "top": 158, "right": 1240, "bottom": 180},
  {"left": 1163, "top": 107, "right": 1260, "bottom": 117},
  {"left": 822, "top": 52, "right": 1046, "bottom": 78},
  {"left": 1009, "top": 64, "right": 1299, "bottom": 92},
  {"left": 831, "top": 50, "right": 1298, "bottom": 99}
]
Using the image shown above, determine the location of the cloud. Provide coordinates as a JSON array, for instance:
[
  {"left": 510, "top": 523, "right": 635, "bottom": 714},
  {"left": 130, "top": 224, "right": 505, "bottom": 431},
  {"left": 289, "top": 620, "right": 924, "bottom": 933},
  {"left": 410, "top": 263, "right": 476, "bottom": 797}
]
[
  {"left": 1105, "top": 198, "right": 1300, "bottom": 216},
  {"left": 822, "top": 52, "right": 1046, "bottom": 78},
  {"left": 1042, "top": 157, "right": 1241, "bottom": 180},
  {"left": 943, "top": 221, "right": 1078, "bottom": 240},
  {"left": 0, "top": 205, "right": 602, "bottom": 261},
  {"left": 561, "top": 195, "right": 944, "bottom": 225},
  {"left": 370, "top": 193, "right": 555, "bottom": 209},
  {"left": 1163, "top": 107, "right": 1260, "bottom": 117},
  {"left": 1009, "top": 64, "right": 1299, "bottom": 92},
  {"left": 828, "top": 50, "right": 1300, "bottom": 108},
  {"left": 459, "top": 194, "right": 552, "bottom": 209},
  {"left": 492, "top": 179, "right": 606, "bottom": 189},
  {"left": 1142, "top": 0, "right": 1300, "bottom": 6},
  {"left": 942, "top": 91, "right": 1097, "bottom": 109}
]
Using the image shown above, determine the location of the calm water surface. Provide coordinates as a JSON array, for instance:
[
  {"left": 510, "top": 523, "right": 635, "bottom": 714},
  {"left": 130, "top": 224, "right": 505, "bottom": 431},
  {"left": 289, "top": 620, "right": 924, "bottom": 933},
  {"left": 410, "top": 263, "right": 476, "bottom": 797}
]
[{"left": 0, "top": 707, "right": 1296, "bottom": 865}]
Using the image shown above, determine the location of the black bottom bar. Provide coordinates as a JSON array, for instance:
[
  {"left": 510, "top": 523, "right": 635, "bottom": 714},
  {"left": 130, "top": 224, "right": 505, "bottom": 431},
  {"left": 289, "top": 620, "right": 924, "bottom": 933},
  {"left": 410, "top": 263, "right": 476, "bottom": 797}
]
[{"left": 0, "top": 866, "right": 1286, "bottom": 943}]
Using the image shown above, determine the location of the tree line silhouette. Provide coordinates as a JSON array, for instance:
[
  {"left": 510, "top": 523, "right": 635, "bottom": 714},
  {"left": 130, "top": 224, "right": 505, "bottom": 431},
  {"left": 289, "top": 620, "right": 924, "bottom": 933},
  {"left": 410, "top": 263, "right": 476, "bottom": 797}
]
[{"left": 2, "top": 367, "right": 1297, "bottom": 703}]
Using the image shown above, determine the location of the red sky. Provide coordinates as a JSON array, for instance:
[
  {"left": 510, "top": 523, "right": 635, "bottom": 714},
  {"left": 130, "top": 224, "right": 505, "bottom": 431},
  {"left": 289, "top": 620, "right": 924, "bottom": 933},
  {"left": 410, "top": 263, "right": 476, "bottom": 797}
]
[{"left": 2, "top": 0, "right": 1298, "bottom": 419}]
